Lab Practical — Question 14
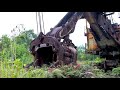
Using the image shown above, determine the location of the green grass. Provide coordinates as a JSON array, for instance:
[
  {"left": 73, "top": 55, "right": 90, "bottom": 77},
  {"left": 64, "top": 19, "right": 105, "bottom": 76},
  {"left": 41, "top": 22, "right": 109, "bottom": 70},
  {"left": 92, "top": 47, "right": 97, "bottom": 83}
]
[{"left": 1, "top": 58, "right": 120, "bottom": 78}]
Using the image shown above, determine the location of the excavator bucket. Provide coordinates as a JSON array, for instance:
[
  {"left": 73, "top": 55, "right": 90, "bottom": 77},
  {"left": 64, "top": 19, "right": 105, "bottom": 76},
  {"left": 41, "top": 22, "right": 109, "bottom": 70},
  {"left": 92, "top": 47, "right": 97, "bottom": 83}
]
[{"left": 28, "top": 32, "right": 77, "bottom": 68}]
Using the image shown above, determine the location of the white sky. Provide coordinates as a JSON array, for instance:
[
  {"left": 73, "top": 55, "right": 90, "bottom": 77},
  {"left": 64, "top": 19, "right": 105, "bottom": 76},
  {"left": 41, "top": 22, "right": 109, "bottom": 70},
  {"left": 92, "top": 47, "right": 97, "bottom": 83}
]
[{"left": 0, "top": 12, "right": 120, "bottom": 46}]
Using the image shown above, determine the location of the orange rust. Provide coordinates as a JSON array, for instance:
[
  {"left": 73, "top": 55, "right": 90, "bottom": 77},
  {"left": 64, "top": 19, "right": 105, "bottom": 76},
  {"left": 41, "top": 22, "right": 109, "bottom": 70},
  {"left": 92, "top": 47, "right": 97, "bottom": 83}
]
[{"left": 86, "top": 29, "right": 99, "bottom": 51}]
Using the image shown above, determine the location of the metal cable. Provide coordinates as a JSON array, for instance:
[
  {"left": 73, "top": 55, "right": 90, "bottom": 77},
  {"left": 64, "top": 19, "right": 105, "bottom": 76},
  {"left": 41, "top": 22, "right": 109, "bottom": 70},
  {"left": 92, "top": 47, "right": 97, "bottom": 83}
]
[
  {"left": 41, "top": 12, "right": 45, "bottom": 34},
  {"left": 36, "top": 12, "right": 39, "bottom": 34},
  {"left": 38, "top": 12, "right": 42, "bottom": 33}
]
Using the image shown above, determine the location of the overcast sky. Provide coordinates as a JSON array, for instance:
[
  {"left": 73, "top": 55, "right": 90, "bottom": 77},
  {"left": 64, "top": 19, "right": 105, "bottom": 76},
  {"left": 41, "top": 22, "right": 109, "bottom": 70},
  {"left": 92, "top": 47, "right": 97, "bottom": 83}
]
[{"left": 0, "top": 12, "right": 120, "bottom": 46}]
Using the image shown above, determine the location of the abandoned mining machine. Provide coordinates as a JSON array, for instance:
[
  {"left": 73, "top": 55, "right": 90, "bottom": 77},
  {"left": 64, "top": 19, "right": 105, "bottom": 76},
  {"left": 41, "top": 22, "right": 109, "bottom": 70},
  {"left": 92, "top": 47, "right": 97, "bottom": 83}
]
[{"left": 25, "top": 12, "right": 120, "bottom": 71}]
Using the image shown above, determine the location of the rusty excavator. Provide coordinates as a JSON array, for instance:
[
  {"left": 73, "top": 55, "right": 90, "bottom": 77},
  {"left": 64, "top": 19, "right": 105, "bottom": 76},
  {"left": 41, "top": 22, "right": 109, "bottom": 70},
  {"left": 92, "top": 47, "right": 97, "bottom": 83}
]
[{"left": 25, "top": 12, "right": 120, "bottom": 71}]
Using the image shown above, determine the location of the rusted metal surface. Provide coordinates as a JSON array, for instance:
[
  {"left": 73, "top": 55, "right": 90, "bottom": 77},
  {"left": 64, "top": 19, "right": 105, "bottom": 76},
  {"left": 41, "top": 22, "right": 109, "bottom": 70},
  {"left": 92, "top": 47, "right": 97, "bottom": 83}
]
[
  {"left": 85, "top": 28, "right": 99, "bottom": 51},
  {"left": 24, "top": 13, "right": 79, "bottom": 68},
  {"left": 28, "top": 22, "right": 78, "bottom": 67},
  {"left": 25, "top": 12, "right": 120, "bottom": 70}
]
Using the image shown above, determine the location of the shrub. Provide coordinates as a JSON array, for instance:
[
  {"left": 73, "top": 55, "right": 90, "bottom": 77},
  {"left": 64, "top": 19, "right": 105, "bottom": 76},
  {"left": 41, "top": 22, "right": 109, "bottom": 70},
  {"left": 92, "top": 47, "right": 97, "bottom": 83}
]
[
  {"left": 111, "top": 67, "right": 120, "bottom": 77},
  {"left": 47, "top": 69, "right": 65, "bottom": 78}
]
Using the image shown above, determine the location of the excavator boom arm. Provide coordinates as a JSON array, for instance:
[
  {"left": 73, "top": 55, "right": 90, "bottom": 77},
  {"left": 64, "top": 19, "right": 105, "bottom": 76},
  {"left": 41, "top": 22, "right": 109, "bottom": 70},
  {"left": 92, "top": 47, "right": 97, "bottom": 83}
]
[{"left": 27, "top": 12, "right": 120, "bottom": 70}]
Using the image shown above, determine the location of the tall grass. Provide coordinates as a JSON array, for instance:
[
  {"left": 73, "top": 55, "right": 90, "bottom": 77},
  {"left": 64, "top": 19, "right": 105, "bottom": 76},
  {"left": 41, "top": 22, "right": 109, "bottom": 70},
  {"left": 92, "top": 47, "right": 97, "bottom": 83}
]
[{"left": 1, "top": 57, "right": 119, "bottom": 78}]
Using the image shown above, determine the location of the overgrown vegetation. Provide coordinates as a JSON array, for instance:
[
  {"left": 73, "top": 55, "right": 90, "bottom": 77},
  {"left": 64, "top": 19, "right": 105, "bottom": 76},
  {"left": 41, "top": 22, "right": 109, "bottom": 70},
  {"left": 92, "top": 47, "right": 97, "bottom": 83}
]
[{"left": 0, "top": 28, "right": 120, "bottom": 78}]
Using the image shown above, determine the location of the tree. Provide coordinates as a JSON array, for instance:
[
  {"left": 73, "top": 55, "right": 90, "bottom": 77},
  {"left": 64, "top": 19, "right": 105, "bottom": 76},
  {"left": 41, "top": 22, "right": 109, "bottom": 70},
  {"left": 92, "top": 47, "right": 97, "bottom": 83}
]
[
  {"left": 0, "top": 35, "right": 11, "bottom": 49},
  {"left": 0, "top": 35, "right": 11, "bottom": 60},
  {"left": 15, "top": 29, "right": 37, "bottom": 47},
  {"left": 0, "top": 29, "right": 37, "bottom": 63}
]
